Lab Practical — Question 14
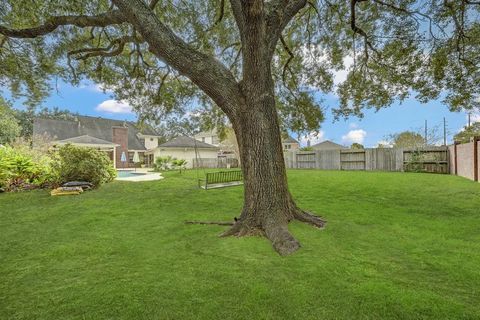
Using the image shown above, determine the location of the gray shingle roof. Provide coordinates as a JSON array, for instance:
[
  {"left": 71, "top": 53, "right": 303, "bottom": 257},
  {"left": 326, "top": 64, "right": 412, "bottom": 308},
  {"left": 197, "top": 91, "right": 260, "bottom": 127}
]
[
  {"left": 58, "top": 135, "right": 119, "bottom": 146},
  {"left": 283, "top": 136, "right": 299, "bottom": 144},
  {"left": 312, "top": 140, "right": 346, "bottom": 150},
  {"left": 159, "top": 136, "right": 218, "bottom": 149},
  {"left": 33, "top": 115, "right": 157, "bottom": 150}
]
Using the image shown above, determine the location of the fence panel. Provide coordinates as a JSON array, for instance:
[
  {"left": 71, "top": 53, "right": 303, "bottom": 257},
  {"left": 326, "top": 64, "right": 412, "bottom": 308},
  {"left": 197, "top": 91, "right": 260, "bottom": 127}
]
[
  {"left": 340, "top": 150, "right": 366, "bottom": 170},
  {"left": 403, "top": 148, "right": 449, "bottom": 174},
  {"left": 296, "top": 152, "right": 316, "bottom": 169},
  {"left": 286, "top": 147, "right": 450, "bottom": 173},
  {"left": 317, "top": 150, "right": 341, "bottom": 170},
  {"left": 193, "top": 158, "right": 239, "bottom": 169}
]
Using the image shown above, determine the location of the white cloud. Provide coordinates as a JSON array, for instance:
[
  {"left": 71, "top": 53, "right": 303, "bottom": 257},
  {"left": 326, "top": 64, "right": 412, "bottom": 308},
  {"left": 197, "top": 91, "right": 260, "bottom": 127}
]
[
  {"left": 300, "top": 130, "right": 325, "bottom": 147},
  {"left": 342, "top": 129, "right": 367, "bottom": 144},
  {"left": 349, "top": 122, "right": 358, "bottom": 129},
  {"left": 375, "top": 140, "right": 393, "bottom": 148},
  {"left": 333, "top": 56, "right": 354, "bottom": 86},
  {"left": 78, "top": 82, "right": 113, "bottom": 93},
  {"left": 96, "top": 100, "right": 132, "bottom": 114}
]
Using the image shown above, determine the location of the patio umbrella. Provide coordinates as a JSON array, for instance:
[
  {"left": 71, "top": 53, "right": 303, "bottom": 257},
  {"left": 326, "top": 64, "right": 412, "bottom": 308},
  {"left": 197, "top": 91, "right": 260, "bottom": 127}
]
[
  {"left": 133, "top": 151, "right": 140, "bottom": 171},
  {"left": 120, "top": 151, "right": 127, "bottom": 169}
]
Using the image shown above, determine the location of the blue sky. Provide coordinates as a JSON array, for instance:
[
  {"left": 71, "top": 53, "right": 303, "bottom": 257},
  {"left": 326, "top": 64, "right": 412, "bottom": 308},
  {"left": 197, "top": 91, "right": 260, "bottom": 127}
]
[{"left": 8, "top": 79, "right": 475, "bottom": 148}]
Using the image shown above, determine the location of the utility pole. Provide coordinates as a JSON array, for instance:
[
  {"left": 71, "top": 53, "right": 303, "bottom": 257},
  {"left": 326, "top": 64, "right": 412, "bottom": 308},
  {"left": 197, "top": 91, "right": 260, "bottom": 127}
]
[
  {"left": 443, "top": 117, "right": 447, "bottom": 146},
  {"left": 468, "top": 112, "right": 471, "bottom": 128}
]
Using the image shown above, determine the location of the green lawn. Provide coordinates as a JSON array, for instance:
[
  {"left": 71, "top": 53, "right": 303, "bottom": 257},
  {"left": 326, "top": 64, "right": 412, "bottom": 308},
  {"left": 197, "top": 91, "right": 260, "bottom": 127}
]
[{"left": 1, "top": 170, "right": 479, "bottom": 320}]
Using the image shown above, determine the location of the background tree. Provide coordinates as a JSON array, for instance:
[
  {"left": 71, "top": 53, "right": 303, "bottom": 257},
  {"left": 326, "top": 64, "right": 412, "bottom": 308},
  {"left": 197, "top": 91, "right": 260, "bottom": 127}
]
[
  {"left": 0, "top": 98, "right": 21, "bottom": 144},
  {"left": 1, "top": 0, "right": 479, "bottom": 255},
  {"left": 389, "top": 131, "right": 425, "bottom": 148},
  {"left": 350, "top": 143, "right": 364, "bottom": 149},
  {"left": 454, "top": 122, "right": 480, "bottom": 143}
]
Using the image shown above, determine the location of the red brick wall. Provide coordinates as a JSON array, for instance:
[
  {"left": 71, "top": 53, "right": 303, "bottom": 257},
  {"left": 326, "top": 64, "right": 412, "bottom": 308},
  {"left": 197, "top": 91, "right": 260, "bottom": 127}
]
[{"left": 112, "top": 126, "right": 128, "bottom": 168}]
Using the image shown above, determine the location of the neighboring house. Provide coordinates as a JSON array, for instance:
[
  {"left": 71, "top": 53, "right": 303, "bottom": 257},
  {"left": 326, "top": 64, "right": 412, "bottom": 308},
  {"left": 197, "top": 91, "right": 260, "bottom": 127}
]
[
  {"left": 146, "top": 136, "right": 219, "bottom": 168},
  {"left": 33, "top": 115, "right": 162, "bottom": 168},
  {"left": 283, "top": 136, "right": 299, "bottom": 151},
  {"left": 311, "top": 140, "right": 346, "bottom": 151},
  {"left": 194, "top": 129, "right": 220, "bottom": 146}
]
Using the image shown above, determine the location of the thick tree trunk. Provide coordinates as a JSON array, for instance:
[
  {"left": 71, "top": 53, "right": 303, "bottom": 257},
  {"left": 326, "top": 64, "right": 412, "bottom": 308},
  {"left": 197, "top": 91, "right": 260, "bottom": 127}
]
[{"left": 222, "top": 85, "right": 326, "bottom": 255}]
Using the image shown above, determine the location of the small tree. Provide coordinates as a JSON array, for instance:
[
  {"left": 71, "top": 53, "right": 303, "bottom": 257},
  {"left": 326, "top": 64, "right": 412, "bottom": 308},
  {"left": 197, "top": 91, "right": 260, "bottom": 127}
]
[
  {"left": 350, "top": 143, "right": 364, "bottom": 149},
  {"left": 389, "top": 131, "right": 425, "bottom": 148},
  {"left": 454, "top": 122, "right": 480, "bottom": 144},
  {"left": 154, "top": 156, "right": 173, "bottom": 171},
  {"left": 171, "top": 158, "right": 188, "bottom": 173}
]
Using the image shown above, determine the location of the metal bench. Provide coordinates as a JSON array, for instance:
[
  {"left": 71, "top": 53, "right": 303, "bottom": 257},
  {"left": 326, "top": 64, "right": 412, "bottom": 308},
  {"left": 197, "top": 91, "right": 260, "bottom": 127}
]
[{"left": 198, "top": 170, "right": 243, "bottom": 190}]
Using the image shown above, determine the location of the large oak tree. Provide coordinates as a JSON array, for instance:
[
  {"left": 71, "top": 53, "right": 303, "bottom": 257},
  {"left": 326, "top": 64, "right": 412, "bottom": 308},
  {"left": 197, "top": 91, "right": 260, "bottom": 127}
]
[{"left": 1, "top": 0, "right": 479, "bottom": 255}]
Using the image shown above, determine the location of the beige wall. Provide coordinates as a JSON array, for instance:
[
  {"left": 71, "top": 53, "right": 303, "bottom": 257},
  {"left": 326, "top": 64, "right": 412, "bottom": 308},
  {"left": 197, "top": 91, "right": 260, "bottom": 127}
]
[
  {"left": 153, "top": 147, "right": 219, "bottom": 168},
  {"left": 449, "top": 141, "right": 479, "bottom": 182},
  {"left": 457, "top": 142, "right": 475, "bottom": 180},
  {"left": 143, "top": 136, "right": 159, "bottom": 150},
  {"left": 283, "top": 142, "right": 299, "bottom": 151}
]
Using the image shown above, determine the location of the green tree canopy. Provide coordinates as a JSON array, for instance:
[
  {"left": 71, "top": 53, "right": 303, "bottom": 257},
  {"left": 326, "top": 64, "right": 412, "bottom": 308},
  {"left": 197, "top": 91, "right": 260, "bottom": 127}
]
[
  {"left": 390, "top": 131, "right": 426, "bottom": 148},
  {"left": 0, "top": 98, "right": 20, "bottom": 144},
  {"left": 350, "top": 143, "right": 364, "bottom": 149},
  {"left": 454, "top": 122, "right": 480, "bottom": 143}
]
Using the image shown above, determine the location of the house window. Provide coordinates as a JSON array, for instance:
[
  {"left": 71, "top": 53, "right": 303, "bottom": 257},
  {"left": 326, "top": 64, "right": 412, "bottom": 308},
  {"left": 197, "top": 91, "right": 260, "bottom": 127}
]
[
  {"left": 128, "top": 152, "right": 134, "bottom": 163},
  {"left": 150, "top": 138, "right": 154, "bottom": 141},
  {"left": 284, "top": 144, "right": 291, "bottom": 150}
]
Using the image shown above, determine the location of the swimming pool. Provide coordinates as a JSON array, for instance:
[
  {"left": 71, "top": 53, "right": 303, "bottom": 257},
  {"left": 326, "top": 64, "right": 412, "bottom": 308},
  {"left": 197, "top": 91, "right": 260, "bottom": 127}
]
[{"left": 116, "top": 171, "right": 147, "bottom": 178}]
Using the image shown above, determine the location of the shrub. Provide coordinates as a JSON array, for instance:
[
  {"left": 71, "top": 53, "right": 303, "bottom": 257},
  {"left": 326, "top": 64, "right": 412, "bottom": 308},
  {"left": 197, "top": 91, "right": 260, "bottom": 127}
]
[
  {"left": 171, "top": 159, "right": 187, "bottom": 173},
  {"left": 0, "top": 145, "right": 55, "bottom": 191},
  {"left": 154, "top": 156, "right": 172, "bottom": 171},
  {"left": 52, "top": 144, "right": 116, "bottom": 187}
]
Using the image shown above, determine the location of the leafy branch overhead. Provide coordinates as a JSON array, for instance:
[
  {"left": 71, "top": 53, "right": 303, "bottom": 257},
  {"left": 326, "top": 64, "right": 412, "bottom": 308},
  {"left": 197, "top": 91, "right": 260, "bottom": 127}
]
[{"left": 0, "top": 0, "right": 479, "bottom": 127}]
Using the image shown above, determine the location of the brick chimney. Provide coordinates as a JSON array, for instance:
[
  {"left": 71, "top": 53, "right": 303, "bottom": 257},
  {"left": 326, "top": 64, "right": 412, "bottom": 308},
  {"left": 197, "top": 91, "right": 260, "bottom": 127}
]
[{"left": 112, "top": 126, "right": 129, "bottom": 168}]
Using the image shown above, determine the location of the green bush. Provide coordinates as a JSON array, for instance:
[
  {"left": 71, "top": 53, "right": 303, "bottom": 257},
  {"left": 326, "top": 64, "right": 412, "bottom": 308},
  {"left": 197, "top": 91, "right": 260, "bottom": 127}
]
[
  {"left": 154, "top": 156, "right": 172, "bottom": 171},
  {"left": 53, "top": 144, "right": 116, "bottom": 187},
  {"left": 0, "top": 145, "right": 55, "bottom": 191},
  {"left": 171, "top": 159, "right": 187, "bottom": 173}
]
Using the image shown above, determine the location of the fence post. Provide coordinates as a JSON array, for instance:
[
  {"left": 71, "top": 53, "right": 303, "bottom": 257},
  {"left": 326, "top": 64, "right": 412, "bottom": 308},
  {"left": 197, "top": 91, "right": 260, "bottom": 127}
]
[{"left": 474, "top": 136, "right": 479, "bottom": 182}]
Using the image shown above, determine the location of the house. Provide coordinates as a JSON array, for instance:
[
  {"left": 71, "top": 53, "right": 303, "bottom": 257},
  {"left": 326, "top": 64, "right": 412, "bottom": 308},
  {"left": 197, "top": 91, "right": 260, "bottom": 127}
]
[
  {"left": 146, "top": 136, "right": 219, "bottom": 168},
  {"left": 311, "top": 140, "right": 346, "bottom": 151},
  {"left": 33, "top": 115, "right": 162, "bottom": 168},
  {"left": 194, "top": 129, "right": 220, "bottom": 146},
  {"left": 283, "top": 136, "right": 299, "bottom": 151}
]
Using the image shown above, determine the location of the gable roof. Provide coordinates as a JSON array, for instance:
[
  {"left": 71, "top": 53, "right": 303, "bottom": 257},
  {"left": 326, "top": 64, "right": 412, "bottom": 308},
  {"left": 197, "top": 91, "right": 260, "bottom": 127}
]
[
  {"left": 57, "top": 135, "right": 119, "bottom": 146},
  {"left": 282, "top": 136, "right": 299, "bottom": 144},
  {"left": 159, "top": 136, "right": 218, "bottom": 149},
  {"left": 33, "top": 115, "right": 158, "bottom": 150},
  {"left": 312, "top": 140, "right": 346, "bottom": 150},
  {"left": 194, "top": 128, "right": 218, "bottom": 138}
]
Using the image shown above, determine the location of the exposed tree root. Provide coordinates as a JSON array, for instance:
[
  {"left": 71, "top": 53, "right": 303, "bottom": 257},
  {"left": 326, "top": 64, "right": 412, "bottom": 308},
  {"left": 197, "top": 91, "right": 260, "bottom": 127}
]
[
  {"left": 185, "top": 220, "right": 234, "bottom": 226},
  {"left": 263, "top": 222, "right": 301, "bottom": 256},
  {"left": 293, "top": 210, "right": 326, "bottom": 229},
  {"left": 189, "top": 210, "right": 326, "bottom": 256}
]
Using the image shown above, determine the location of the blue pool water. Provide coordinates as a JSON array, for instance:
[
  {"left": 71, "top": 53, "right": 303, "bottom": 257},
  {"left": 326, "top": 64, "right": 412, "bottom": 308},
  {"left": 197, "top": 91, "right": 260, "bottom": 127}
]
[{"left": 117, "top": 171, "right": 147, "bottom": 178}]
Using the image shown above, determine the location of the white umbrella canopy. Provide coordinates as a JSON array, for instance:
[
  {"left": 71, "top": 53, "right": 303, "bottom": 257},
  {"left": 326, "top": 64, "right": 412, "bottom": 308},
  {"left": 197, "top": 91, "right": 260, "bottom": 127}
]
[
  {"left": 133, "top": 151, "right": 140, "bottom": 171},
  {"left": 133, "top": 151, "right": 140, "bottom": 163}
]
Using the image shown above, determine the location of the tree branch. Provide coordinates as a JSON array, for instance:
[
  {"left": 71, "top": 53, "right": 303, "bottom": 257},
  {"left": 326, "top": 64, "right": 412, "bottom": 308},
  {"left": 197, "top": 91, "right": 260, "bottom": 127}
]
[
  {"left": 112, "top": 0, "right": 243, "bottom": 118},
  {"left": 266, "top": 0, "right": 308, "bottom": 55},
  {"left": 0, "top": 11, "right": 125, "bottom": 39}
]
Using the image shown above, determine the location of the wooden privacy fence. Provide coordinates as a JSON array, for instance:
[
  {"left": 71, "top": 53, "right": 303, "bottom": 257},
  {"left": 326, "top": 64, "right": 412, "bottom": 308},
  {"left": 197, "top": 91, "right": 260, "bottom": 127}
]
[
  {"left": 286, "top": 147, "right": 449, "bottom": 173},
  {"left": 192, "top": 157, "right": 239, "bottom": 169}
]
